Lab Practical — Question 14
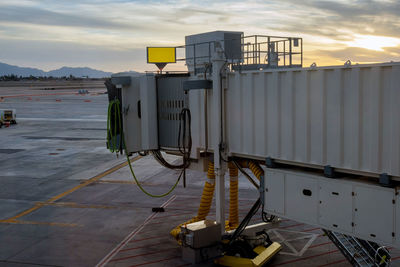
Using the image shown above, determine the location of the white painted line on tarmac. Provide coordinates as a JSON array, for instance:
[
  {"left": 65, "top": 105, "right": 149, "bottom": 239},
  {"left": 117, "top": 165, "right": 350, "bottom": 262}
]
[
  {"left": 96, "top": 195, "right": 177, "bottom": 267},
  {"left": 267, "top": 229, "right": 318, "bottom": 257},
  {"left": 18, "top": 117, "right": 107, "bottom": 122}
]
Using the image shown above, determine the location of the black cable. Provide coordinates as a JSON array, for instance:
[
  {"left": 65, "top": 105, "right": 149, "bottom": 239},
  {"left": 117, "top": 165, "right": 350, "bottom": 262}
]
[
  {"left": 178, "top": 108, "right": 192, "bottom": 167},
  {"left": 233, "top": 160, "right": 259, "bottom": 189},
  {"left": 151, "top": 150, "right": 186, "bottom": 169},
  {"left": 218, "top": 62, "right": 228, "bottom": 163},
  {"left": 261, "top": 210, "right": 276, "bottom": 223},
  {"left": 179, "top": 108, "right": 192, "bottom": 187},
  {"left": 152, "top": 108, "right": 192, "bottom": 171},
  {"left": 229, "top": 198, "right": 261, "bottom": 246}
]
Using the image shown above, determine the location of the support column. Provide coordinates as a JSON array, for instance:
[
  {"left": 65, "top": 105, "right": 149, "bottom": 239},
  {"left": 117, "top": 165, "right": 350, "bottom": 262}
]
[{"left": 212, "top": 42, "right": 226, "bottom": 232}]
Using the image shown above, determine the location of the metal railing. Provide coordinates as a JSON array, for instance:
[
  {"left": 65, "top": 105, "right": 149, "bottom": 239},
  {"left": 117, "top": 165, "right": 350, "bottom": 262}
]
[{"left": 174, "top": 35, "right": 303, "bottom": 74}]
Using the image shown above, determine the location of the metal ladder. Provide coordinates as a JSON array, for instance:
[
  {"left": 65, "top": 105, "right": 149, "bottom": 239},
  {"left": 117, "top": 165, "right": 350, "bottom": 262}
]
[{"left": 324, "top": 230, "right": 391, "bottom": 267}]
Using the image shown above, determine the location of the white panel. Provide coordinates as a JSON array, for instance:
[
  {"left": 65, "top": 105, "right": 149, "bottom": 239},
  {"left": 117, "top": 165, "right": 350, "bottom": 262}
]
[
  {"left": 264, "top": 170, "right": 285, "bottom": 215},
  {"left": 280, "top": 71, "right": 294, "bottom": 160},
  {"left": 225, "top": 62, "right": 400, "bottom": 178},
  {"left": 258, "top": 168, "right": 400, "bottom": 247},
  {"left": 390, "top": 66, "right": 400, "bottom": 175},
  {"left": 343, "top": 67, "right": 360, "bottom": 170},
  {"left": 309, "top": 70, "right": 324, "bottom": 164},
  {"left": 354, "top": 186, "right": 394, "bottom": 243},
  {"left": 293, "top": 70, "right": 308, "bottom": 162},
  {"left": 140, "top": 75, "right": 158, "bottom": 150},
  {"left": 325, "top": 69, "right": 342, "bottom": 166},
  {"left": 319, "top": 180, "right": 353, "bottom": 232},
  {"left": 396, "top": 193, "right": 400, "bottom": 247},
  {"left": 266, "top": 72, "right": 280, "bottom": 157},
  {"left": 121, "top": 77, "right": 142, "bottom": 153},
  {"left": 243, "top": 73, "right": 254, "bottom": 154},
  {"left": 254, "top": 73, "right": 266, "bottom": 156},
  {"left": 285, "top": 173, "right": 318, "bottom": 224}
]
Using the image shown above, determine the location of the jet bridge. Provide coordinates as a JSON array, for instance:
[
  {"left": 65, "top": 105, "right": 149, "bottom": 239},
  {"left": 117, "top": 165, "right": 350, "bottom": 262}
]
[{"left": 107, "top": 30, "right": 398, "bottom": 266}]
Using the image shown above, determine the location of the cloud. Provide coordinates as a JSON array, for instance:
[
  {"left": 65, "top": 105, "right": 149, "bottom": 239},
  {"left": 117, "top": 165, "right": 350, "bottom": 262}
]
[
  {"left": 0, "top": 0, "right": 399, "bottom": 72},
  {"left": 0, "top": 38, "right": 146, "bottom": 72},
  {"left": 312, "top": 46, "right": 400, "bottom": 64},
  {"left": 0, "top": 5, "right": 132, "bottom": 30},
  {"left": 274, "top": 0, "right": 400, "bottom": 38}
]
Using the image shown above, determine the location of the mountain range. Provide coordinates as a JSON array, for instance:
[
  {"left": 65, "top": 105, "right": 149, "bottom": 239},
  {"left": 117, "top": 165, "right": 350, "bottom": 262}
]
[{"left": 0, "top": 62, "right": 114, "bottom": 78}]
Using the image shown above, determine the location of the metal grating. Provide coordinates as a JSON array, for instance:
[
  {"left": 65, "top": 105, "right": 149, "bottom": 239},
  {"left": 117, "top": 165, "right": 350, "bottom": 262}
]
[
  {"left": 324, "top": 230, "right": 391, "bottom": 267},
  {"left": 156, "top": 74, "right": 188, "bottom": 149}
]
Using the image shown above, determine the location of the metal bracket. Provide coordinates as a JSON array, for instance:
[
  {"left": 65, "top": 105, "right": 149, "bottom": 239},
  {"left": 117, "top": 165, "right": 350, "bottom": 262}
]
[
  {"left": 265, "top": 157, "right": 277, "bottom": 168},
  {"left": 324, "top": 165, "right": 337, "bottom": 178},
  {"left": 123, "top": 104, "right": 130, "bottom": 116},
  {"left": 379, "top": 173, "right": 393, "bottom": 187},
  {"left": 111, "top": 76, "right": 131, "bottom": 86},
  {"left": 183, "top": 80, "right": 213, "bottom": 91},
  {"left": 260, "top": 175, "right": 265, "bottom": 206}
]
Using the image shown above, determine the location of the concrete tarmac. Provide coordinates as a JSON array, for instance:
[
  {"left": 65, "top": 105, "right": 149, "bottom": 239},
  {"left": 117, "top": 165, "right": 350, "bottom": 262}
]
[{"left": 0, "top": 84, "right": 398, "bottom": 266}]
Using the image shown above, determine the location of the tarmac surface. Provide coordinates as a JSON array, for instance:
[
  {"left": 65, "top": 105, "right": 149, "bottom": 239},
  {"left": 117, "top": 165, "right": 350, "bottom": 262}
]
[{"left": 0, "top": 83, "right": 399, "bottom": 266}]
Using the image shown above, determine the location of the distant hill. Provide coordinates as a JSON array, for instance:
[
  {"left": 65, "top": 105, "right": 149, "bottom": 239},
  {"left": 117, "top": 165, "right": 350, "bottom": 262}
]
[{"left": 0, "top": 62, "right": 114, "bottom": 78}]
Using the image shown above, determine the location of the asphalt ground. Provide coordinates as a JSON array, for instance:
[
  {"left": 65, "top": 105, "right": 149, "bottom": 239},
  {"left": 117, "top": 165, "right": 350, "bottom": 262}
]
[{"left": 0, "top": 84, "right": 398, "bottom": 266}]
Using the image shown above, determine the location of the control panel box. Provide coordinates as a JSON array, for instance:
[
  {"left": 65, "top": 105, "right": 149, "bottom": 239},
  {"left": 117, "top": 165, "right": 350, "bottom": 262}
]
[{"left": 111, "top": 73, "right": 158, "bottom": 154}]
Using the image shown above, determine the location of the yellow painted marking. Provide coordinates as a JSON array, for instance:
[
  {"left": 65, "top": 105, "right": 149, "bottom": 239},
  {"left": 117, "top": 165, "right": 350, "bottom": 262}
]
[
  {"left": 95, "top": 180, "right": 138, "bottom": 184},
  {"left": 6, "top": 156, "right": 141, "bottom": 222},
  {"left": 0, "top": 219, "right": 79, "bottom": 227},
  {"left": 6, "top": 206, "right": 42, "bottom": 221},
  {"left": 46, "top": 158, "right": 140, "bottom": 203},
  {"left": 36, "top": 201, "right": 139, "bottom": 210},
  {"left": 95, "top": 180, "right": 154, "bottom": 185}
]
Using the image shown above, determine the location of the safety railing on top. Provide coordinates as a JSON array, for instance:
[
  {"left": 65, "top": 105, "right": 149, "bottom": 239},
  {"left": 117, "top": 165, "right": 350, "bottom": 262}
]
[{"left": 174, "top": 35, "right": 303, "bottom": 75}]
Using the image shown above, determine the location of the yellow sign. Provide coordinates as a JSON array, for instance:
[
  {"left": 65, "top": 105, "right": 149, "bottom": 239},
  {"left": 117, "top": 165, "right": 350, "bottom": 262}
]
[{"left": 147, "top": 47, "right": 176, "bottom": 63}]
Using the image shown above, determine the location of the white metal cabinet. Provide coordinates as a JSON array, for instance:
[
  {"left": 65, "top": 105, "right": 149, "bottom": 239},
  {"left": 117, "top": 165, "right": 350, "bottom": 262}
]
[
  {"left": 319, "top": 181, "right": 353, "bottom": 233},
  {"left": 354, "top": 186, "right": 394, "bottom": 244},
  {"left": 262, "top": 167, "right": 400, "bottom": 247},
  {"left": 285, "top": 173, "right": 319, "bottom": 225},
  {"left": 264, "top": 171, "right": 285, "bottom": 215},
  {"left": 121, "top": 76, "right": 142, "bottom": 154}
]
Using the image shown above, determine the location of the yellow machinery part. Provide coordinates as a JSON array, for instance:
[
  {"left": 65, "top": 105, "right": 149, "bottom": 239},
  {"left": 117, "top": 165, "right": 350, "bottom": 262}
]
[
  {"left": 171, "top": 160, "right": 263, "bottom": 239},
  {"left": 226, "top": 162, "right": 239, "bottom": 231},
  {"left": 251, "top": 243, "right": 282, "bottom": 266},
  {"left": 197, "top": 161, "right": 216, "bottom": 220},
  {"left": 215, "top": 242, "right": 282, "bottom": 267},
  {"left": 170, "top": 161, "right": 215, "bottom": 240},
  {"left": 248, "top": 161, "right": 263, "bottom": 180},
  {"left": 215, "top": 256, "right": 254, "bottom": 267}
]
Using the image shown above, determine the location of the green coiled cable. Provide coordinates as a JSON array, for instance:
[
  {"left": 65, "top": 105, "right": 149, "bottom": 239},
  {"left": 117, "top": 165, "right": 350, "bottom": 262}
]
[{"left": 107, "top": 99, "right": 182, "bottom": 198}]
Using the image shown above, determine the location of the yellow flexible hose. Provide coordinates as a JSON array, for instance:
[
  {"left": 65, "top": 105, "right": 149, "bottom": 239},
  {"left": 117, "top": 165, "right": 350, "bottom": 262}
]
[
  {"left": 226, "top": 162, "right": 239, "bottom": 231},
  {"left": 170, "top": 160, "right": 263, "bottom": 238},
  {"left": 248, "top": 160, "right": 264, "bottom": 180},
  {"left": 197, "top": 161, "right": 216, "bottom": 220},
  {"left": 170, "top": 161, "right": 216, "bottom": 240}
]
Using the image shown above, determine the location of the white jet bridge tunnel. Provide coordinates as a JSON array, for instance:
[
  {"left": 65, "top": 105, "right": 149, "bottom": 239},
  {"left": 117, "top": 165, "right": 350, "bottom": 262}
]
[{"left": 106, "top": 30, "right": 399, "bottom": 266}]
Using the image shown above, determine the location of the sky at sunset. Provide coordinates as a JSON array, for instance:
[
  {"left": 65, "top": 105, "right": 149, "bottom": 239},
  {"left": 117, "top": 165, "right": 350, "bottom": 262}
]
[{"left": 0, "top": 0, "right": 399, "bottom": 73}]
